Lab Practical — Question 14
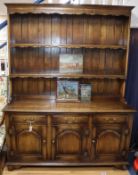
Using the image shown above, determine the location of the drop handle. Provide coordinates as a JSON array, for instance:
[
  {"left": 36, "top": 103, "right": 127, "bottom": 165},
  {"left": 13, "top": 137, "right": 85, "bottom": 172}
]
[{"left": 26, "top": 120, "right": 34, "bottom": 132}]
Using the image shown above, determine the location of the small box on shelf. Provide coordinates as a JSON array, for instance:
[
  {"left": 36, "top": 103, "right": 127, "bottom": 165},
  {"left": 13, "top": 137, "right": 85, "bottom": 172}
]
[{"left": 80, "top": 84, "right": 92, "bottom": 102}]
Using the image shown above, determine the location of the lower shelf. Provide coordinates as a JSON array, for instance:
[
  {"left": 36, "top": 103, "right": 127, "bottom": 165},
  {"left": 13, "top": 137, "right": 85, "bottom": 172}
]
[{"left": 3, "top": 98, "right": 135, "bottom": 113}]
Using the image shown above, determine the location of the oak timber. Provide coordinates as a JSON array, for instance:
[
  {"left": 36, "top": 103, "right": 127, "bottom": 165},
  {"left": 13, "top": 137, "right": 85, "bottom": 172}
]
[{"left": 3, "top": 4, "right": 135, "bottom": 170}]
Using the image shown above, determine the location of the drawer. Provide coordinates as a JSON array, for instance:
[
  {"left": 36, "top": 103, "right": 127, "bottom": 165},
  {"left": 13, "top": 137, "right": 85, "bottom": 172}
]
[
  {"left": 52, "top": 115, "right": 89, "bottom": 124},
  {"left": 11, "top": 114, "right": 47, "bottom": 124},
  {"left": 93, "top": 114, "right": 126, "bottom": 124}
]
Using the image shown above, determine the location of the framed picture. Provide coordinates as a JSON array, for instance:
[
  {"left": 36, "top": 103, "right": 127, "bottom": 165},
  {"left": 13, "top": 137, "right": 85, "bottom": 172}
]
[
  {"left": 80, "top": 84, "right": 92, "bottom": 102},
  {"left": 57, "top": 80, "right": 79, "bottom": 102},
  {"left": 59, "top": 54, "right": 83, "bottom": 73}
]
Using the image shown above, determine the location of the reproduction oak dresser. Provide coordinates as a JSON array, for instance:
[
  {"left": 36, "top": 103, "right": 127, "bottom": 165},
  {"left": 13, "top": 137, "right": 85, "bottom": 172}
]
[{"left": 3, "top": 3, "right": 136, "bottom": 170}]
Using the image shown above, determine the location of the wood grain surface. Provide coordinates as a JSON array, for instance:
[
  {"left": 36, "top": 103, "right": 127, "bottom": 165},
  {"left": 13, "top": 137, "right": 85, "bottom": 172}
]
[{"left": 4, "top": 4, "right": 135, "bottom": 170}]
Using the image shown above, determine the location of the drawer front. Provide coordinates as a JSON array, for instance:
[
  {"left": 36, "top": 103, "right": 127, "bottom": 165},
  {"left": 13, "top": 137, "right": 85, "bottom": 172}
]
[
  {"left": 52, "top": 115, "right": 89, "bottom": 124},
  {"left": 93, "top": 114, "right": 127, "bottom": 124},
  {"left": 11, "top": 114, "right": 47, "bottom": 124}
]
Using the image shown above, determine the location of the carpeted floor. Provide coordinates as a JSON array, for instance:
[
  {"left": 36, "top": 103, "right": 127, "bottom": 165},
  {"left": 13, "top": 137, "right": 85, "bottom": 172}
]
[{"left": 3, "top": 167, "right": 129, "bottom": 175}]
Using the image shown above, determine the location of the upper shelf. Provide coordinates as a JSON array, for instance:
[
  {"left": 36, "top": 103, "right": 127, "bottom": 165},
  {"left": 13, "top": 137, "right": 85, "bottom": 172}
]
[
  {"left": 6, "top": 4, "right": 134, "bottom": 17},
  {"left": 11, "top": 43, "right": 127, "bottom": 50}
]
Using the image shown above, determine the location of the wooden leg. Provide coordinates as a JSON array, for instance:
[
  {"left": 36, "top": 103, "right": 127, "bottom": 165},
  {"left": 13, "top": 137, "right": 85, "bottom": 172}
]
[
  {"left": 7, "top": 165, "right": 14, "bottom": 171},
  {"left": 0, "top": 151, "right": 6, "bottom": 174}
]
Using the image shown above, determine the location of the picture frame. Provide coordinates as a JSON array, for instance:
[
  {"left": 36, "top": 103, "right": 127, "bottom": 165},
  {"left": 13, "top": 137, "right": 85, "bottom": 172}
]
[
  {"left": 57, "top": 80, "right": 79, "bottom": 102},
  {"left": 59, "top": 54, "right": 83, "bottom": 73},
  {"left": 80, "top": 84, "right": 92, "bottom": 102}
]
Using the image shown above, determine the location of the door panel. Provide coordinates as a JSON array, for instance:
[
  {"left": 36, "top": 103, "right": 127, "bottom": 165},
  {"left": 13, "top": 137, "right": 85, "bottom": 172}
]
[
  {"left": 16, "top": 130, "right": 42, "bottom": 154},
  {"left": 51, "top": 115, "right": 90, "bottom": 162},
  {"left": 92, "top": 114, "right": 129, "bottom": 161},
  {"left": 96, "top": 130, "right": 120, "bottom": 155},
  {"left": 56, "top": 130, "right": 81, "bottom": 154},
  {"left": 7, "top": 114, "right": 47, "bottom": 161}
]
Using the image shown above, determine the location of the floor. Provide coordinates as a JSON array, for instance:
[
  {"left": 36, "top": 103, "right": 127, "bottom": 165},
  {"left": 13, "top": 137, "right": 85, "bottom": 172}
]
[{"left": 3, "top": 167, "right": 130, "bottom": 175}]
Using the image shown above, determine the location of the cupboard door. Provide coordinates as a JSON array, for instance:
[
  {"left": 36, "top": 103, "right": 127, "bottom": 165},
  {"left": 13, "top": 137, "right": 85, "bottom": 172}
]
[
  {"left": 7, "top": 114, "right": 47, "bottom": 161},
  {"left": 51, "top": 115, "right": 90, "bottom": 162},
  {"left": 92, "top": 114, "right": 129, "bottom": 161}
]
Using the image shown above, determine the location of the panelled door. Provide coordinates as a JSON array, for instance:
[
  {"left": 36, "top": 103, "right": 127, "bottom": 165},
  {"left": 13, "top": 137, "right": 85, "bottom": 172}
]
[
  {"left": 51, "top": 115, "right": 91, "bottom": 162},
  {"left": 92, "top": 114, "right": 130, "bottom": 162},
  {"left": 7, "top": 114, "right": 48, "bottom": 162}
]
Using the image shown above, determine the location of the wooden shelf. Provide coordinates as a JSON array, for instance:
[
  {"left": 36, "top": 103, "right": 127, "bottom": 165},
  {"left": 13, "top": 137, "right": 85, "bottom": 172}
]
[
  {"left": 3, "top": 99, "right": 135, "bottom": 113},
  {"left": 9, "top": 73, "right": 126, "bottom": 79},
  {"left": 11, "top": 43, "right": 127, "bottom": 50}
]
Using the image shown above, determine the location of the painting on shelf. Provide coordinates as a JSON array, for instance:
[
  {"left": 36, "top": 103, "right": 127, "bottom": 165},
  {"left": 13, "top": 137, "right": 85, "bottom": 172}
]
[
  {"left": 59, "top": 54, "right": 83, "bottom": 73},
  {"left": 57, "top": 80, "right": 79, "bottom": 102}
]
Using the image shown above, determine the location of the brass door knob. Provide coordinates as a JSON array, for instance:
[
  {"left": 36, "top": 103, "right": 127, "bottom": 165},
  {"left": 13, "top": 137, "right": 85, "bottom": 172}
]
[
  {"left": 52, "top": 139, "right": 55, "bottom": 144},
  {"left": 92, "top": 139, "right": 96, "bottom": 143},
  {"left": 43, "top": 139, "right": 46, "bottom": 143}
]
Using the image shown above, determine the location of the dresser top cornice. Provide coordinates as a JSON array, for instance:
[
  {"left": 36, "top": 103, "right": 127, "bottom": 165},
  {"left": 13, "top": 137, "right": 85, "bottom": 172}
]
[{"left": 5, "top": 3, "right": 134, "bottom": 16}]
